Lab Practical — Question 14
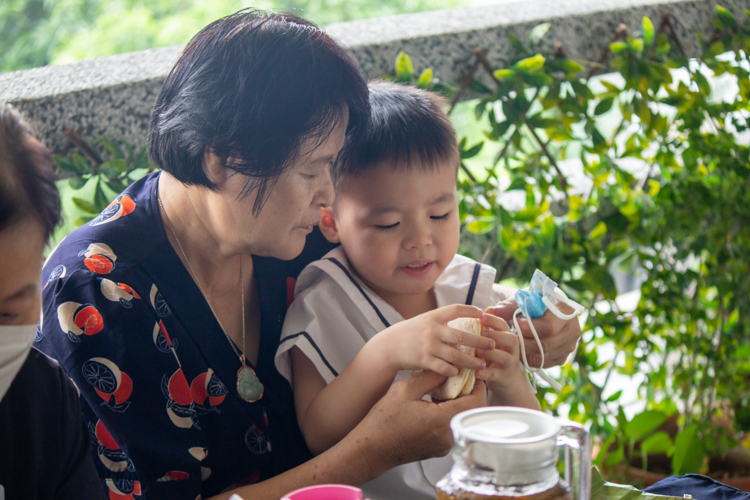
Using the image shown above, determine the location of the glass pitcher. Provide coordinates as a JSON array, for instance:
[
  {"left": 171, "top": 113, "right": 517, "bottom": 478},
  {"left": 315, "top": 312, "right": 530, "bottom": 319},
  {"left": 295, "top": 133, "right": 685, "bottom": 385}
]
[{"left": 436, "top": 407, "right": 591, "bottom": 500}]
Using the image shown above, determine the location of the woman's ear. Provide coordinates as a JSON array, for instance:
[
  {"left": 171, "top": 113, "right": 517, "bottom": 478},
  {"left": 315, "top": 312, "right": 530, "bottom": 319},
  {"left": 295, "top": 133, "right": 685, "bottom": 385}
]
[
  {"left": 319, "top": 207, "right": 340, "bottom": 244},
  {"left": 203, "top": 147, "right": 229, "bottom": 186}
]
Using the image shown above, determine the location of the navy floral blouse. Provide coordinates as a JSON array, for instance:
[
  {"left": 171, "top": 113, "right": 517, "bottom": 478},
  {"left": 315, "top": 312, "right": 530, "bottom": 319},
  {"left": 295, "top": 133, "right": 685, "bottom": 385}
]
[{"left": 36, "top": 172, "right": 332, "bottom": 500}]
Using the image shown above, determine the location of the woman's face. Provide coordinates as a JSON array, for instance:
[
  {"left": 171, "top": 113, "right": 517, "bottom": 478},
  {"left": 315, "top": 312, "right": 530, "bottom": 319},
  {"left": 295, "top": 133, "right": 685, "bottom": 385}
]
[
  {"left": 203, "top": 109, "right": 348, "bottom": 260},
  {"left": 0, "top": 220, "right": 44, "bottom": 325}
]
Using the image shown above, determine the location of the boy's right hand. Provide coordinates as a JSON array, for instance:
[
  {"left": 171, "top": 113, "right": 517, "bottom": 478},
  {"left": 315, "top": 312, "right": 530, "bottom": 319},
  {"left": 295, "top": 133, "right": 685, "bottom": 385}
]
[{"left": 374, "top": 304, "right": 495, "bottom": 377}]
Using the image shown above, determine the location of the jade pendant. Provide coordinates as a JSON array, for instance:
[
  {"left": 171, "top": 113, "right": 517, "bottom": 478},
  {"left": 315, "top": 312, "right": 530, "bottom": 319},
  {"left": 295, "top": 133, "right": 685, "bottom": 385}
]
[{"left": 237, "top": 365, "right": 264, "bottom": 403}]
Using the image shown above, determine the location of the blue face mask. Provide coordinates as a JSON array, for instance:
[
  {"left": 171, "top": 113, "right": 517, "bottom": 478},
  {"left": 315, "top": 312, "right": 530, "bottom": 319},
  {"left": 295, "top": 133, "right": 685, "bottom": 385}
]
[{"left": 513, "top": 270, "right": 584, "bottom": 393}]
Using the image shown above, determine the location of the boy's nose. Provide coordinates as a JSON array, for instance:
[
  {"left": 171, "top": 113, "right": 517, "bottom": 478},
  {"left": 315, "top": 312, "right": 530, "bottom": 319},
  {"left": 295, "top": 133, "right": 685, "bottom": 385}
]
[{"left": 404, "top": 226, "right": 432, "bottom": 249}]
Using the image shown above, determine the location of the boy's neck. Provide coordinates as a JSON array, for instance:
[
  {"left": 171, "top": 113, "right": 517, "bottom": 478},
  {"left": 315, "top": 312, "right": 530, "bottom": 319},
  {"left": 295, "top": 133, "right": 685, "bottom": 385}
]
[{"left": 369, "top": 284, "right": 438, "bottom": 320}]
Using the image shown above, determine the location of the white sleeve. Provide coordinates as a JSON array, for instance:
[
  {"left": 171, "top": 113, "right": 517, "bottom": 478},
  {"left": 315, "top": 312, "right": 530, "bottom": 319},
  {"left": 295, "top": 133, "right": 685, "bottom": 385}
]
[{"left": 275, "top": 269, "right": 375, "bottom": 386}]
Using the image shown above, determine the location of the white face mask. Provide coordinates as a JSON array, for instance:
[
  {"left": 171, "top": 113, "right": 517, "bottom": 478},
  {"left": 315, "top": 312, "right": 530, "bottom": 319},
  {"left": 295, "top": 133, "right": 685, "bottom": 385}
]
[{"left": 0, "top": 324, "right": 38, "bottom": 403}]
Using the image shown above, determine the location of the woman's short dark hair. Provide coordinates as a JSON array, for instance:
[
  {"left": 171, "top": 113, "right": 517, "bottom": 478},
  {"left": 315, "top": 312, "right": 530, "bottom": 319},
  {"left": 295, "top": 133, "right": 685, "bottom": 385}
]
[
  {"left": 331, "top": 80, "right": 458, "bottom": 189},
  {"left": 148, "top": 9, "right": 369, "bottom": 214},
  {"left": 0, "top": 104, "right": 62, "bottom": 242}
]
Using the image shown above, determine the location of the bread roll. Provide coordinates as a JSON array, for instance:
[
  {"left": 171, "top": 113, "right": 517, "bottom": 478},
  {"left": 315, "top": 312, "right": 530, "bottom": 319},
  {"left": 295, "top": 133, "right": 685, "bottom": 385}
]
[{"left": 429, "top": 317, "right": 483, "bottom": 400}]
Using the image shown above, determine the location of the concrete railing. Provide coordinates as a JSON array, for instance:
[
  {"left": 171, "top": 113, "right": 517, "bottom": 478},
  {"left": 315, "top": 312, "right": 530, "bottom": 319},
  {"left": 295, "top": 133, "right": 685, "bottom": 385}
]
[{"left": 1, "top": 0, "right": 748, "bottom": 153}]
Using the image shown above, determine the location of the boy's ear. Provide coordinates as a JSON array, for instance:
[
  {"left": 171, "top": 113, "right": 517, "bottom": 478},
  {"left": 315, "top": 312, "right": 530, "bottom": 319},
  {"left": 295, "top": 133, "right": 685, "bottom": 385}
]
[{"left": 319, "top": 207, "right": 340, "bottom": 244}]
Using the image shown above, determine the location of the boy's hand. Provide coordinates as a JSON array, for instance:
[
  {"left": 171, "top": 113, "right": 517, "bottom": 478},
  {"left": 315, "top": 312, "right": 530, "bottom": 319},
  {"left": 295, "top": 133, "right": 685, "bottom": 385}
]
[
  {"left": 376, "top": 304, "right": 495, "bottom": 377},
  {"left": 475, "top": 313, "right": 527, "bottom": 396}
]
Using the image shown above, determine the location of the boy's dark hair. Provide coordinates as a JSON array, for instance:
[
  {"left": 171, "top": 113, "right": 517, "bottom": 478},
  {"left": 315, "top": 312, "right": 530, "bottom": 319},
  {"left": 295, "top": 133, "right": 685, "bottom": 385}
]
[
  {"left": 0, "top": 103, "right": 62, "bottom": 242},
  {"left": 148, "top": 9, "right": 369, "bottom": 214},
  {"left": 331, "top": 80, "right": 458, "bottom": 189}
]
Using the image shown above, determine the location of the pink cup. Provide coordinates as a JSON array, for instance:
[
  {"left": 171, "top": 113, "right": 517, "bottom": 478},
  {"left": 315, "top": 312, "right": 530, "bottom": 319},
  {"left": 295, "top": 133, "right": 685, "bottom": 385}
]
[{"left": 280, "top": 484, "right": 363, "bottom": 500}]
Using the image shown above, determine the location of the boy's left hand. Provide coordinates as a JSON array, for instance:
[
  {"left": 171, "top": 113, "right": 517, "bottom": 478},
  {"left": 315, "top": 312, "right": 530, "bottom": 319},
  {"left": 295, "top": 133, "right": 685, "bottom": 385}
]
[{"left": 474, "top": 313, "right": 526, "bottom": 395}]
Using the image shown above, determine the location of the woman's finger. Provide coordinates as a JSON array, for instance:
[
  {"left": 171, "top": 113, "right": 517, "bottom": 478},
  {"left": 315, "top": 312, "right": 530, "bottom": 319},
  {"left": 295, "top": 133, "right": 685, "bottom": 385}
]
[
  {"left": 480, "top": 313, "right": 510, "bottom": 332},
  {"left": 434, "top": 344, "right": 486, "bottom": 370},
  {"left": 440, "top": 325, "right": 495, "bottom": 350}
]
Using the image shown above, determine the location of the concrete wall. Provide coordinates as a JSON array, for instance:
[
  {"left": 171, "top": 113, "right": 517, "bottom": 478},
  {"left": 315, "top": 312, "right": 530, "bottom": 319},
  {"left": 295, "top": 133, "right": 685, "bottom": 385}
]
[{"left": 1, "top": 0, "right": 748, "bottom": 153}]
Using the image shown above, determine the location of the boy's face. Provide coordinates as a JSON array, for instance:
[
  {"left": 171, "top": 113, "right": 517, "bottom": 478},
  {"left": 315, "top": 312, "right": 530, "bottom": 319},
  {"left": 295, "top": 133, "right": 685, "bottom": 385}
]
[{"left": 323, "top": 160, "right": 460, "bottom": 300}]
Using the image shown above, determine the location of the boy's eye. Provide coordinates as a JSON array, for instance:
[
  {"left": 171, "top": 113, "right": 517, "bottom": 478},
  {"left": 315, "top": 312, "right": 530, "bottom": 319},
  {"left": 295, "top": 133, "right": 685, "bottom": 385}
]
[
  {"left": 374, "top": 222, "right": 399, "bottom": 231},
  {"left": 430, "top": 212, "right": 450, "bottom": 221}
]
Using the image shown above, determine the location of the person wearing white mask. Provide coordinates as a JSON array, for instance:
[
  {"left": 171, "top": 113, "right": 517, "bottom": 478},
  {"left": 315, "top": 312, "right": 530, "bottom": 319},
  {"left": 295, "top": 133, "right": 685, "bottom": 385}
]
[{"left": 0, "top": 103, "right": 105, "bottom": 499}]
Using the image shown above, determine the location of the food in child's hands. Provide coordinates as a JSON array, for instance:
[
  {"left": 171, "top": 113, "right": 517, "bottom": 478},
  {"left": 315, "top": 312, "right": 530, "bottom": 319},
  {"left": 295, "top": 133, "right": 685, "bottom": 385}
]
[{"left": 430, "top": 317, "right": 483, "bottom": 400}]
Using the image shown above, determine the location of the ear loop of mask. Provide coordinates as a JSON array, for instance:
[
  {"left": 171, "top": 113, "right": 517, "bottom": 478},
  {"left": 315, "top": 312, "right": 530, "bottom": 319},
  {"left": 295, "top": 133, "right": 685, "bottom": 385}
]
[{"left": 514, "top": 286, "right": 584, "bottom": 393}]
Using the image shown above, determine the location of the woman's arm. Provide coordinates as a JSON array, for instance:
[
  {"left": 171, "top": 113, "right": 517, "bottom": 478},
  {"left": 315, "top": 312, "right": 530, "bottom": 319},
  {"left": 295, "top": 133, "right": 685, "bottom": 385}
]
[
  {"left": 291, "top": 304, "right": 494, "bottom": 455},
  {"left": 209, "top": 371, "right": 488, "bottom": 500}
]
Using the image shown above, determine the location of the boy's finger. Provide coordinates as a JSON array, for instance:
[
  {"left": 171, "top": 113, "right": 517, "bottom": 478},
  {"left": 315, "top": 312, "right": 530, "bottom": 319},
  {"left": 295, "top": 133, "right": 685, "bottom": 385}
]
[
  {"left": 442, "top": 326, "right": 495, "bottom": 350},
  {"left": 436, "top": 344, "right": 486, "bottom": 370},
  {"left": 479, "top": 329, "right": 518, "bottom": 354},
  {"left": 476, "top": 348, "right": 516, "bottom": 371},
  {"left": 432, "top": 304, "right": 483, "bottom": 323},
  {"left": 428, "top": 359, "right": 459, "bottom": 378}
]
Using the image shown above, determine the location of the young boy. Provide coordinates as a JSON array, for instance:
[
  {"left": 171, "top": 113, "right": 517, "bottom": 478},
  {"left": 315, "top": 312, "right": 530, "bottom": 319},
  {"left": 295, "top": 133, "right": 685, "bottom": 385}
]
[{"left": 275, "top": 81, "right": 539, "bottom": 500}]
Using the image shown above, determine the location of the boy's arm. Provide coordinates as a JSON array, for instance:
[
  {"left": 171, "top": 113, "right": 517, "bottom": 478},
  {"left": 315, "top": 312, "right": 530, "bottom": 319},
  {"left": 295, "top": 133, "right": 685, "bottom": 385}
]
[
  {"left": 291, "top": 337, "right": 398, "bottom": 456},
  {"left": 292, "top": 304, "right": 494, "bottom": 456}
]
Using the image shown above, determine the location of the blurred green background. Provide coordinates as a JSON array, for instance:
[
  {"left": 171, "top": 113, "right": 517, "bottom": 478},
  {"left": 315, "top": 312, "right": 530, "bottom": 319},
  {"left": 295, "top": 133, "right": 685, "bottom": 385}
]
[{"left": 0, "top": 0, "right": 481, "bottom": 73}]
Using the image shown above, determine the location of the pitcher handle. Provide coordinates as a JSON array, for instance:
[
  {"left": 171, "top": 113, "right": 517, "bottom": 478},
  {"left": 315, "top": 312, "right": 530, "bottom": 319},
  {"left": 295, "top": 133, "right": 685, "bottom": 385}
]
[{"left": 558, "top": 422, "right": 591, "bottom": 500}]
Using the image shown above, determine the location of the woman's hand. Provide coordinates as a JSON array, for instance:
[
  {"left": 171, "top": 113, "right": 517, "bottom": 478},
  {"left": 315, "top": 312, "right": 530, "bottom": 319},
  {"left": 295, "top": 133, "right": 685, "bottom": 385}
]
[
  {"left": 375, "top": 304, "right": 495, "bottom": 377},
  {"left": 355, "top": 369, "right": 488, "bottom": 472},
  {"left": 485, "top": 300, "right": 581, "bottom": 368},
  {"left": 211, "top": 370, "right": 486, "bottom": 500}
]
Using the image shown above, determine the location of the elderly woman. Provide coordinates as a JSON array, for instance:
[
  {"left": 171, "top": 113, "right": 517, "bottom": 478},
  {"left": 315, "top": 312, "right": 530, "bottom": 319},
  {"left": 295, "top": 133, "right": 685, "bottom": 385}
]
[
  {"left": 36, "top": 9, "right": 581, "bottom": 500},
  {"left": 0, "top": 104, "right": 105, "bottom": 499}
]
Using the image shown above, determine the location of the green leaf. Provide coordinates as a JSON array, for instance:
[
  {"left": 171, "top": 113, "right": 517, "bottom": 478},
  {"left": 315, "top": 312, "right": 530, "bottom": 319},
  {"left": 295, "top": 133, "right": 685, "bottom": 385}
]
[
  {"left": 71, "top": 196, "right": 97, "bottom": 214},
  {"left": 594, "top": 97, "right": 615, "bottom": 115},
  {"left": 514, "top": 54, "right": 545, "bottom": 73},
  {"left": 99, "top": 159, "right": 127, "bottom": 178},
  {"left": 716, "top": 6, "right": 738, "bottom": 30},
  {"left": 98, "top": 138, "right": 124, "bottom": 159},
  {"left": 605, "top": 390, "right": 623, "bottom": 402},
  {"left": 466, "top": 216, "right": 496, "bottom": 234},
  {"left": 494, "top": 68, "right": 516, "bottom": 81},
  {"left": 588, "top": 221, "right": 608, "bottom": 239},
  {"left": 529, "top": 23, "right": 550, "bottom": 45},
  {"left": 610, "top": 42, "right": 628, "bottom": 54},
  {"left": 642, "top": 17, "right": 655, "bottom": 49},
  {"left": 68, "top": 176, "right": 88, "bottom": 190},
  {"left": 672, "top": 426, "right": 705, "bottom": 474},
  {"left": 72, "top": 153, "right": 92, "bottom": 174},
  {"left": 641, "top": 431, "right": 673, "bottom": 455},
  {"left": 416, "top": 68, "right": 433, "bottom": 89},
  {"left": 561, "top": 59, "right": 584, "bottom": 74},
  {"left": 460, "top": 142, "right": 484, "bottom": 159},
  {"left": 394, "top": 51, "right": 414, "bottom": 81},
  {"left": 592, "top": 468, "right": 683, "bottom": 499},
  {"left": 625, "top": 410, "right": 669, "bottom": 442},
  {"left": 54, "top": 155, "right": 79, "bottom": 173}
]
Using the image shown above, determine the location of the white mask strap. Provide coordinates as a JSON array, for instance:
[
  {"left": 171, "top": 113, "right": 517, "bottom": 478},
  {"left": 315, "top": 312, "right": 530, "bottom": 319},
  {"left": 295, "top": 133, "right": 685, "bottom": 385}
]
[{"left": 513, "top": 308, "right": 564, "bottom": 393}]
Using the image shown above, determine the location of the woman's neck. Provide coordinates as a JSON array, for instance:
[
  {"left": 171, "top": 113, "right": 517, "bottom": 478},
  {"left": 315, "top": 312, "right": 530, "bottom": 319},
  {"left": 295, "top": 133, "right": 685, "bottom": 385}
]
[{"left": 158, "top": 172, "right": 250, "bottom": 293}]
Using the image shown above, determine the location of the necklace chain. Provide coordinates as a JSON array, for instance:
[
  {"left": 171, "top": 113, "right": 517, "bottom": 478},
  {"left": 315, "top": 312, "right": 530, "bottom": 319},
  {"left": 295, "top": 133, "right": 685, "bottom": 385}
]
[{"left": 157, "top": 192, "right": 247, "bottom": 364}]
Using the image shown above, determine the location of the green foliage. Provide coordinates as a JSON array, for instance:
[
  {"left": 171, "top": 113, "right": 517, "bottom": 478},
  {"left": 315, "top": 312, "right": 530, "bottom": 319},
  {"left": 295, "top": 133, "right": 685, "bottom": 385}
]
[
  {"left": 1, "top": 0, "right": 467, "bottom": 72},
  {"left": 393, "top": 5, "right": 750, "bottom": 478},
  {"left": 54, "top": 137, "right": 155, "bottom": 227}
]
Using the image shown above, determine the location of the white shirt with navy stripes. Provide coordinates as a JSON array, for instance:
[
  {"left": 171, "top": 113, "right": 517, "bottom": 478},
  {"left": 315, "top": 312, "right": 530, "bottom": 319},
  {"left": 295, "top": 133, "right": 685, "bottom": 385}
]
[{"left": 275, "top": 246, "right": 502, "bottom": 500}]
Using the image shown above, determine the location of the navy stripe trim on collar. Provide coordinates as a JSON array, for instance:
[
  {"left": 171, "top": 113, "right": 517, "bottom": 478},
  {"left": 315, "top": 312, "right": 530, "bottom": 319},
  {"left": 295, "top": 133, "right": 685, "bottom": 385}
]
[
  {"left": 465, "top": 263, "right": 482, "bottom": 305},
  {"left": 325, "top": 257, "right": 391, "bottom": 329},
  {"left": 279, "top": 331, "right": 339, "bottom": 379}
]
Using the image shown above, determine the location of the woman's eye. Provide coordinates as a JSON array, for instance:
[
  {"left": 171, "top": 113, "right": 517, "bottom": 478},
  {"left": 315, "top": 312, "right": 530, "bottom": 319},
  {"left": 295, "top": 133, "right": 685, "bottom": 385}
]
[
  {"left": 374, "top": 222, "right": 399, "bottom": 231},
  {"left": 301, "top": 173, "right": 317, "bottom": 180},
  {"left": 431, "top": 212, "right": 450, "bottom": 221}
]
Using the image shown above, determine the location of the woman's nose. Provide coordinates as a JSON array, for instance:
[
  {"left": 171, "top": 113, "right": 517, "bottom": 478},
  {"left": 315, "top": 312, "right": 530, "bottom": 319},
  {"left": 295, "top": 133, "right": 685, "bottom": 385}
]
[{"left": 315, "top": 171, "right": 336, "bottom": 207}]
